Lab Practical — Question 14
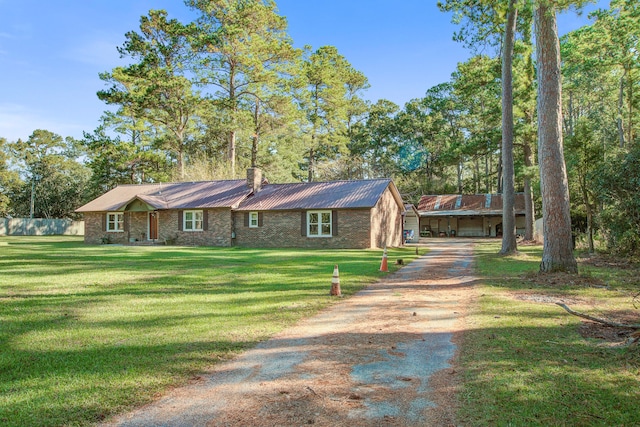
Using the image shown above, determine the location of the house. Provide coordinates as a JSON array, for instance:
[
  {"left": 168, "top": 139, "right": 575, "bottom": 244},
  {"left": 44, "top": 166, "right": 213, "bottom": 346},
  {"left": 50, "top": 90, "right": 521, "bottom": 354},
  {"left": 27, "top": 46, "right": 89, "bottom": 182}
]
[
  {"left": 75, "top": 168, "right": 405, "bottom": 249},
  {"left": 417, "top": 193, "right": 527, "bottom": 237}
]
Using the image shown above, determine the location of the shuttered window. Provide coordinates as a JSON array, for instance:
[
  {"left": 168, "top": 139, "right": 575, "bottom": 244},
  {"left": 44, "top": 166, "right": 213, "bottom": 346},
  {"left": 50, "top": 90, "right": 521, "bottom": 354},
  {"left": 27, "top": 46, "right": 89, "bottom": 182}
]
[
  {"left": 183, "top": 210, "right": 203, "bottom": 231},
  {"left": 249, "top": 212, "right": 259, "bottom": 228},
  {"left": 307, "top": 210, "right": 332, "bottom": 237},
  {"left": 106, "top": 213, "right": 124, "bottom": 232}
]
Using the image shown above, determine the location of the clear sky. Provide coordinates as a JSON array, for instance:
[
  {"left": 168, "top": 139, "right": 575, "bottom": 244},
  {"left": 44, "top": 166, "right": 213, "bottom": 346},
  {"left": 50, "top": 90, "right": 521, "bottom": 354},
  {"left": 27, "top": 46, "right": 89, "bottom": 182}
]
[{"left": 0, "top": 0, "right": 608, "bottom": 143}]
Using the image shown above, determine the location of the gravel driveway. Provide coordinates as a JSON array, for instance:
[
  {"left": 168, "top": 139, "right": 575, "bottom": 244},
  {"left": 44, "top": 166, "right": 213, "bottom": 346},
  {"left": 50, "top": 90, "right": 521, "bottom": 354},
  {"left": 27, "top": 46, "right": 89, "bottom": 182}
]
[{"left": 104, "top": 239, "right": 477, "bottom": 427}]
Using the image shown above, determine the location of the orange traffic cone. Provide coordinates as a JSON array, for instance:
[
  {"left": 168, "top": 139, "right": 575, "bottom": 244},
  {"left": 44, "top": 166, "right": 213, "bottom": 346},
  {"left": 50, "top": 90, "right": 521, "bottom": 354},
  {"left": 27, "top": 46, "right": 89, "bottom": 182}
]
[
  {"left": 379, "top": 246, "right": 388, "bottom": 272},
  {"left": 330, "top": 264, "right": 341, "bottom": 296}
]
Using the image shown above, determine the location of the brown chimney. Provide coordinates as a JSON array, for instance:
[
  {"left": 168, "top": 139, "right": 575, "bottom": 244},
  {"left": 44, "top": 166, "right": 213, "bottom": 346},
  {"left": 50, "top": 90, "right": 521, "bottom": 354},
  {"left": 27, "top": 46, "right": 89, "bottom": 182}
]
[{"left": 247, "top": 167, "right": 262, "bottom": 194}]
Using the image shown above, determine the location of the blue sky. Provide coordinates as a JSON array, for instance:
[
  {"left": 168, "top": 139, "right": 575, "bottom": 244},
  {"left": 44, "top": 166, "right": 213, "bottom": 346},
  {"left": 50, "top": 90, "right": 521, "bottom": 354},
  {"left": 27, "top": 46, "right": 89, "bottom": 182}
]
[{"left": 0, "top": 0, "right": 608, "bottom": 142}]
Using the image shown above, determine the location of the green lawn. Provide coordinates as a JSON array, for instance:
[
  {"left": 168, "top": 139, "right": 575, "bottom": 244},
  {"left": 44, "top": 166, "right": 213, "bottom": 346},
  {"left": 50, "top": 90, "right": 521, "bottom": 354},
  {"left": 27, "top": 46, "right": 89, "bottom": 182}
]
[
  {"left": 460, "top": 242, "right": 640, "bottom": 426},
  {"left": 0, "top": 236, "right": 419, "bottom": 427}
]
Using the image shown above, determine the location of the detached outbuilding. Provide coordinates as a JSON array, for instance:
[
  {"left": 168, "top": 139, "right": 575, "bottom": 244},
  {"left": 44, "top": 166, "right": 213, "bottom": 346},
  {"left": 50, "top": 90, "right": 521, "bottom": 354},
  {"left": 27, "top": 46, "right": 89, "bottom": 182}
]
[
  {"left": 75, "top": 169, "right": 405, "bottom": 249},
  {"left": 417, "top": 193, "right": 527, "bottom": 237}
]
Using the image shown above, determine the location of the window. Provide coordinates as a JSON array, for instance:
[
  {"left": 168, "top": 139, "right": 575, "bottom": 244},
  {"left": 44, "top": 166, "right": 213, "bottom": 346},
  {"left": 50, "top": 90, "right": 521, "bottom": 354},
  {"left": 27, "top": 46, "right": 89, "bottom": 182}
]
[
  {"left": 183, "top": 210, "right": 203, "bottom": 231},
  {"left": 106, "top": 213, "right": 124, "bottom": 232},
  {"left": 249, "top": 212, "right": 259, "bottom": 228},
  {"left": 307, "top": 210, "right": 331, "bottom": 237}
]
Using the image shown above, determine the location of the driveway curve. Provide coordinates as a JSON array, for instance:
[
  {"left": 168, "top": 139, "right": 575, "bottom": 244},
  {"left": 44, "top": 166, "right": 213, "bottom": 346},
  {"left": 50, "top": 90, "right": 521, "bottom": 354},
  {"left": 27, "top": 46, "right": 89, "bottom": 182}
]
[{"left": 104, "top": 239, "right": 477, "bottom": 427}]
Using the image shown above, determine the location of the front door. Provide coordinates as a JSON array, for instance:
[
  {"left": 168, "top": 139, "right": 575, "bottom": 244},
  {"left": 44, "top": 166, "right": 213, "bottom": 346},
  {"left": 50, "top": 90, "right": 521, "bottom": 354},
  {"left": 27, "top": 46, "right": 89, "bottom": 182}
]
[{"left": 149, "top": 212, "right": 158, "bottom": 240}]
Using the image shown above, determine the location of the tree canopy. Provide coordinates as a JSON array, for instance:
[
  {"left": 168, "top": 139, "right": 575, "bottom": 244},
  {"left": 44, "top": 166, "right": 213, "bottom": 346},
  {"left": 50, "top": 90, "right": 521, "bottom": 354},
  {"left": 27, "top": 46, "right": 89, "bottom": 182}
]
[{"left": 3, "top": 0, "right": 639, "bottom": 259}]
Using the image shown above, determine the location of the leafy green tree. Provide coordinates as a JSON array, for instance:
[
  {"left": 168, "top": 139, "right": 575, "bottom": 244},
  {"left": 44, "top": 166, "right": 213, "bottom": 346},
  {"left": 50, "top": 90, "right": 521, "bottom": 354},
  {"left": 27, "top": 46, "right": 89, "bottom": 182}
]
[
  {"left": 187, "top": 0, "right": 297, "bottom": 177},
  {"left": 452, "top": 55, "right": 501, "bottom": 194},
  {"left": 99, "top": 9, "right": 203, "bottom": 179},
  {"left": 0, "top": 137, "right": 21, "bottom": 216},
  {"left": 396, "top": 83, "right": 466, "bottom": 195},
  {"left": 594, "top": 145, "right": 640, "bottom": 257},
  {"left": 82, "top": 122, "right": 172, "bottom": 197},
  {"left": 297, "top": 45, "right": 367, "bottom": 182},
  {"left": 560, "top": 0, "right": 639, "bottom": 255},
  {"left": 438, "top": 0, "right": 504, "bottom": 50},
  {"left": 439, "top": 0, "right": 535, "bottom": 248},
  {"left": 565, "top": 119, "right": 604, "bottom": 253},
  {"left": 10, "top": 130, "right": 90, "bottom": 219},
  {"left": 589, "top": 0, "right": 640, "bottom": 147},
  {"left": 348, "top": 99, "right": 401, "bottom": 180},
  {"left": 514, "top": 19, "right": 537, "bottom": 242}
]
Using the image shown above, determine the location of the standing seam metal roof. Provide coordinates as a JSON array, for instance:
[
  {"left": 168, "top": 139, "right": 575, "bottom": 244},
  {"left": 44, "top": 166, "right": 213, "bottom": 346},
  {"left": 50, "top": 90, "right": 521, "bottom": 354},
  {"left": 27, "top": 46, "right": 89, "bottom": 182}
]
[
  {"left": 417, "top": 193, "right": 526, "bottom": 214},
  {"left": 75, "top": 180, "right": 250, "bottom": 212},
  {"left": 236, "top": 179, "right": 394, "bottom": 211},
  {"left": 76, "top": 178, "right": 399, "bottom": 213}
]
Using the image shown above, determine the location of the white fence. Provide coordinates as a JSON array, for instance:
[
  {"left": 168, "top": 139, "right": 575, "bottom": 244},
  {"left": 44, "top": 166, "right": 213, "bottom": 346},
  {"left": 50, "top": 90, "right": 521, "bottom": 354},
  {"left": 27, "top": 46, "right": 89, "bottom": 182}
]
[{"left": 0, "top": 218, "right": 84, "bottom": 236}]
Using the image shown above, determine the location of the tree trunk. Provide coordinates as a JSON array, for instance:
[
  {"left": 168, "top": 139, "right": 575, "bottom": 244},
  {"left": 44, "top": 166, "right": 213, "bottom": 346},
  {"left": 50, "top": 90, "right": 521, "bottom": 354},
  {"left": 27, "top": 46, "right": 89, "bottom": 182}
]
[
  {"left": 500, "top": 0, "right": 518, "bottom": 255},
  {"left": 523, "top": 139, "right": 535, "bottom": 241},
  {"left": 618, "top": 73, "right": 626, "bottom": 148},
  {"left": 496, "top": 154, "right": 503, "bottom": 194},
  {"left": 308, "top": 146, "right": 315, "bottom": 182},
  {"left": 586, "top": 200, "right": 594, "bottom": 253},
  {"left": 178, "top": 148, "right": 184, "bottom": 180},
  {"left": 522, "top": 20, "right": 536, "bottom": 242},
  {"left": 627, "top": 64, "right": 633, "bottom": 145},
  {"left": 251, "top": 101, "right": 260, "bottom": 168},
  {"left": 579, "top": 173, "right": 595, "bottom": 253},
  {"left": 535, "top": 3, "right": 578, "bottom": 273},
  {"left": 229, "top": 66, "right": 238, "bottom": 178},
  {"left": 229, "top": 130, "right": 236, "bottom": 178},
  {"left": 176, "top": 129, "right": 185, "bottom": 180},
  {"left": 475, "top": 158, "right": 480, "bottom": 194},
  {"left": 484, "top": 154, "right": 489, "bottom": 193},
  {"left": 567, "top": 91, "right": 574, "bottom": 137}
]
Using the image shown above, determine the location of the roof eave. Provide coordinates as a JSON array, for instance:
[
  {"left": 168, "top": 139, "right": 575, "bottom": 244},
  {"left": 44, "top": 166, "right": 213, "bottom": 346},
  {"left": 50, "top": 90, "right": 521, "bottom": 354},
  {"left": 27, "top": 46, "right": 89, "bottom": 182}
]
[
  {"left": 385, "top": 180, "right": 406, "bottom": 211},
  {"left": 419, "top": 210, "right": 526, "bottom": 217}
]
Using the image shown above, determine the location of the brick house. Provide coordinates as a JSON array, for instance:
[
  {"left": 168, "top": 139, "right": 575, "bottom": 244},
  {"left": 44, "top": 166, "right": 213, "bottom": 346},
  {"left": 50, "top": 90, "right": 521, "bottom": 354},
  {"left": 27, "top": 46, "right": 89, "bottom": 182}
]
[
  {"left": 76, "top": 169, "right": 405, "bottom": 249},
  {"left": 417, "top": 193, "right": 527, "bottom": 237}
]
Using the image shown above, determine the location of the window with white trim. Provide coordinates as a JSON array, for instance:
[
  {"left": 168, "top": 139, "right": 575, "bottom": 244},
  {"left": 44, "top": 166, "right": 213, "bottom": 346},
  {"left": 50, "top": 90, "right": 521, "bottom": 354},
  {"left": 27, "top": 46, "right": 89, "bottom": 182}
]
[
  {"left": 183, "top": 210, "right": 203, "bottom": 231},
  {"left": 307, "top": 210, "right": 332, "bottom": 237},
  {"left": 249, "top": 212, "right": 259, "bottom": 228},
  {"left": 106, "top": 213, "right": 124, "bottom": 232}
]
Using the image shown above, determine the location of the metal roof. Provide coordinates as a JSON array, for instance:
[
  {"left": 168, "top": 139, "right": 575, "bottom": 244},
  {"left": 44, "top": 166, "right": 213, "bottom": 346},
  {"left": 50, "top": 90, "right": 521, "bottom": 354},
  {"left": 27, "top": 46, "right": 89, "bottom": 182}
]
[
  {"left": 76, "top": 178, "right": 403, "bottom": 213},
  {"left": 75, "top": 180, "right": 250, "bottom": 212},
  {"left": 236, "top": 179, "right": 396, "bottom": 211},
  {"left": 417, "top": 193, "right": 526, "bottom": 216}
]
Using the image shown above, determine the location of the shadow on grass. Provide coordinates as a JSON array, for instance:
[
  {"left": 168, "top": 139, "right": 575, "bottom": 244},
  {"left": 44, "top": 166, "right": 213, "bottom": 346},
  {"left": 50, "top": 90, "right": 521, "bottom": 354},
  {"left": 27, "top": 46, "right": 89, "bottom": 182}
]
[
  {"left": 0, "top": 237, "right": 420, "bottom": 426},
  {"left": 460, "top": 322, "right": 640, "bottom": 426},
  {"left": 465, "top": 241, "right": 640, "bottom": 426},
  {"left": 0, "top": 339, "right": 256, "bottom": 427}
]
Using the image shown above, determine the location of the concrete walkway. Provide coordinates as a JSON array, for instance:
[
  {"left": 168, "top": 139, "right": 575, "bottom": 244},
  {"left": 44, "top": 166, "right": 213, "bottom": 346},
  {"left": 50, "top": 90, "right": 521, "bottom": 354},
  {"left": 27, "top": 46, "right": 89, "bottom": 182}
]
[{"left": 104, "top": 239, "right": 476, "bottom": 427}]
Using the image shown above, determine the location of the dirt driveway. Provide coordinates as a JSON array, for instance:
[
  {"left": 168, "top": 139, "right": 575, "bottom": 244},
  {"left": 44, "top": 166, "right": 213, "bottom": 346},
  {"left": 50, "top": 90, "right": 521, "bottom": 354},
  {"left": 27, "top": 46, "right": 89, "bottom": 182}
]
[{"left": 104, "top": 239, "right": 477, "bottom": 427}]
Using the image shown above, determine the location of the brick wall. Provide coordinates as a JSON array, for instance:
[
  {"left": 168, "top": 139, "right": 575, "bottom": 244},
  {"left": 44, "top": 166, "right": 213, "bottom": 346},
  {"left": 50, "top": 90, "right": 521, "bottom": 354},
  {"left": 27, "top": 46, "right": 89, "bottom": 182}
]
[
  {"left": 83, "top": 209, "right": 233, "bottom": 246},
  {"left": 157, "top": 209, "right": 233, "bottom": 246},
  {"left": 84, "top": 212, "right": 106, "bottom": 244},
  {"left": 370, "top": 187, "right": 404, "bottom": 248},
  {"left": 233, "top": 209, "right": 372, "bottom": 249},
  {"left": 83, "top": 194, "right": 403, "bottom": 249}
]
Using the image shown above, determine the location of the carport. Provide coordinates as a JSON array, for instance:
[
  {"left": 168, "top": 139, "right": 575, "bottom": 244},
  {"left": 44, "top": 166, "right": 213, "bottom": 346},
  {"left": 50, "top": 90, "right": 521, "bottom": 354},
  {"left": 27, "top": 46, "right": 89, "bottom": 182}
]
[{"left": 416, "top": 194, "right": 527, "bottom": 237}]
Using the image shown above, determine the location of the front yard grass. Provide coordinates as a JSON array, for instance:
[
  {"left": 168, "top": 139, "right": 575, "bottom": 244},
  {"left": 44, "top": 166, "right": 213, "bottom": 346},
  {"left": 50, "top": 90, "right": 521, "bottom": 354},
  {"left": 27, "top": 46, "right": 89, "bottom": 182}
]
[
  {"left": 0, "top": 236, "right": 419, "bottom": 427},
  {"left": 460, "top": 242, "right": 640, "bottom": 426}
]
